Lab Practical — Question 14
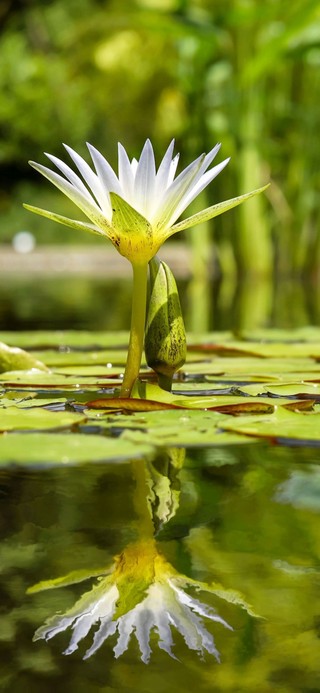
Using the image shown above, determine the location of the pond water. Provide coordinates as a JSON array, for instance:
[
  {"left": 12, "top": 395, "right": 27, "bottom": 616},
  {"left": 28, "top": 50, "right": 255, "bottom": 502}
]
[
  {"left": 1, "top": 272, "right": 319, "bottom": 332},
  {"left": 0, "top": 270, "right": 320, "bottom": 691},
  {"left": 1, "top": 444, "right": 319, "bottom": 692}
]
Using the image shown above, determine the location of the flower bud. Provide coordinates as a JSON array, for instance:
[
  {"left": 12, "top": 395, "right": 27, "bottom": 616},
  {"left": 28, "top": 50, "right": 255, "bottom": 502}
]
[{"left": 145, "top": 257, "right": 186, "bottom": 391}]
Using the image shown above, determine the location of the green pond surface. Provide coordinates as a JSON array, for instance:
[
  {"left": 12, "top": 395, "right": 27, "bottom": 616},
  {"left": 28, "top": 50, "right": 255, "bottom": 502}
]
[{"left": 0, "top": 328, "right": 320, "bottom": 692}]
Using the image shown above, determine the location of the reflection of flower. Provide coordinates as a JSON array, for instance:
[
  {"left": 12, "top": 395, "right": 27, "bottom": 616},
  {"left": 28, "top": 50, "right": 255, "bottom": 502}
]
[{"left": 32, "top": 539, "right": 231, "bottom": 663}]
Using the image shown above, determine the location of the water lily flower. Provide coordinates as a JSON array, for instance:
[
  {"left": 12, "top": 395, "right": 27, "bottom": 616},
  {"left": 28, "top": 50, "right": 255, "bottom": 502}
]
[
  {"left": 31, "top": 539, "right": 233, "bottom": 663},
  {"left": 24, "top": 140, "right": 268, "bottom": 396}
]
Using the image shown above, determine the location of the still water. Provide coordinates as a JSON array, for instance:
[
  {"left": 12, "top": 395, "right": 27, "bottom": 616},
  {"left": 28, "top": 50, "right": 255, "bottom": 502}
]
[
  {"left": 1, "top": 443, "right": 319, "bottom": 692},
  {"left": 1, "top": 269, "right": 319, "bottom": 691},
  {"left": 1, "top": 273, "right": 319, "bottom": 332}
]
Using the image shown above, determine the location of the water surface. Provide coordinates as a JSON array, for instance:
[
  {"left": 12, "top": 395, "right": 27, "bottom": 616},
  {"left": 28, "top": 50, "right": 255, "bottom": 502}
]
[{"left": 1, "top": 443, "right": 319, "bottom": 692}]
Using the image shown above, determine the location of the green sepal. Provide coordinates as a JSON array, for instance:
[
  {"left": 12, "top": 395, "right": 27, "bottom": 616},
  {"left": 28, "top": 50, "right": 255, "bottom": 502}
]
[
  {"left": 109, "top": 193, "right": 151, "bottom": 235},
  {"left": 26, "top": 566, "right": 112, "bottom": 594},
  {"left": 23, "top": 204, "right": 104, "bottom": 236},
  {"left": 169, "top": 184, "right": 270, "bottom": 235}
]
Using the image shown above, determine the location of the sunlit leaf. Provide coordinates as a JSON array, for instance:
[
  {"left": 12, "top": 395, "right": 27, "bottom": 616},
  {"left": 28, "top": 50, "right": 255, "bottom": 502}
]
[
  {"left": 0, "top": 407, "right": 85, "bottom": 431},
  {"left": 0, "top": 433, "right": 155, "bottom": 466},
  {"left": 221, "top": 408, "right": 320, "bottom": 444},
  {"left": 0, "top": 342, "right": 48, "bottom": 374}
]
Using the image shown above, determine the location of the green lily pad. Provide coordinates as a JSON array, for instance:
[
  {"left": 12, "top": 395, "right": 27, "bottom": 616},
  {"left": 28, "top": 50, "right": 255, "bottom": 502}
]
[
  {"left": 221, "top": 408, "right": 320, "bottom": 444},
  {"left": 263, "top": 383, "right": 320, "bottom": 398},
  {"left": 189, "top": 357, "right": 320, "bottom": 378},
  {"left": 0, "top": 342, "right": 48, "bottom": 373},
  {"left": 190, "top": 340, "right": 320, "bottom": 359},
  {"left": 0, "top": 331, "right": 130, "bottom": 349},
  {"left": 0, "top": 371, "right": 119, "bottom": 390},
  {"left": 87, "top": 409, "right": 257, "bottom": 447},
  {"left": 31, "top": 349, "right": 128, "bottom": 368},
  {"left": 0, "top": 406, "right": 86, "bottom": 431},
  {"left": 0, "top": 432, "right": 154, "bottom": 466}
]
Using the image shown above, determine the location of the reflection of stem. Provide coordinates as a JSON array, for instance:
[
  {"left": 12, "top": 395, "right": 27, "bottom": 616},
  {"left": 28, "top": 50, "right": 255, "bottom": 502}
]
[
  {"left": 120, "top": 262, "right": 148, "bottom": 398},
  {"left": 131, "top": 460, "right": 155, "bottom": 539}
]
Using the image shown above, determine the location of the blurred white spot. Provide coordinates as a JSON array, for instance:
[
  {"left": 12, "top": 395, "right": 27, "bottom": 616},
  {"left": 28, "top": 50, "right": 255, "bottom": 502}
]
[{"left": 12, "top": 231, "right": 35, "bottom": 253}]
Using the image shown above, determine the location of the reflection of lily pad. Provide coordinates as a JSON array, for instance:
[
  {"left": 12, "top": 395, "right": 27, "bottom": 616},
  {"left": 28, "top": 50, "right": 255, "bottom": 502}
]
[{"left": 0, "top": 433, "right": 154, "bottom": 466}]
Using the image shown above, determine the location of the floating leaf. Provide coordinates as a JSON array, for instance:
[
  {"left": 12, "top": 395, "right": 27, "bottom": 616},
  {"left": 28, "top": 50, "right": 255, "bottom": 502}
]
[
  {"left": 0, "top": 342, "right": 48, "bottom": 374},
  {"left": 221, "top": 408, "right": 320, "bottom": 444},
  {"left": 93, "top": 409, "right": 258, "bottom": 447},
  {"left": 0, "top": 432, "right": 155, "bottom": 466},
  {"left": 0, "top": 407, "right": 86, "bottom": 432},
  {"left": 0, "top": 371, "right": 119, "bottom": 390}
]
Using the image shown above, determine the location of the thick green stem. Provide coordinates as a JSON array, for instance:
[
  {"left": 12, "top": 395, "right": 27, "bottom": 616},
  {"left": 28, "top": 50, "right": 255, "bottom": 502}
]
[{"left": 120, "top": 262, "right": 148, "bottom": 398}]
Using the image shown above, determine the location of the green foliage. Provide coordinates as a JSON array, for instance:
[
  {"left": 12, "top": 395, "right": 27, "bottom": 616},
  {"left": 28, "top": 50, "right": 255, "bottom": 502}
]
[{"left": 1, "top": 0, "right": 320, "bottom": 274}]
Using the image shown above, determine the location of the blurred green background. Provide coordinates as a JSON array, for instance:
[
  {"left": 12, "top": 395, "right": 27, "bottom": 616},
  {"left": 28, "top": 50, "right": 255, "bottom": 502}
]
[{"left": 1, "top": 0, "right": 320, "bottom": 329}]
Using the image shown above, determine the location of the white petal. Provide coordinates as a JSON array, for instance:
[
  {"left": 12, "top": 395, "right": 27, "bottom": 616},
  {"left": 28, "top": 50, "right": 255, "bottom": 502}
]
[
  {"left": 44, "top": 153, "right": 94, "bottom": 200},
  {"left": 167, "top": 154, "right": 180, "bottom": 186},
  {"left": 64, "top": 613, "right": 97, "bottom": 655},
  {"left": 29, "top": 162, "right": 112, "bottom": 232},
  {"left": 86, "top": 143, "right": 122, "bottom": 199},
  {"left": 201, "top": 142, "right": 221, "bottom": 171},
  {"left": 154, "top": 140, "right": 175, "bottom": 193},
  {"left": 174, "top": 587, "right": 232, "bottom": 629},
  {"left": 131, "top": 157, "right": 139, "bottom": 177},
  {"left": 84, "top": 619, "right": 118, "bottom": 659},
  {"left": 133, "top": 609, "right": 154, "bottom": 664},
  {"left": 133, "top": 139, "right": 156, "bottom": 217},
  {"left": 113, "top": 610, "right": 137, "bottom": 659},
  {"left": 30, "top": 162, "right": 99, "bottom": 215},
  {"left": 155, "top": 610, "right": 177, "bottom": 660},
  {"left": 151, "top": 154, "right": 205, "bottom": 229},
  {"left": 65, "top": 585, "right": 119, "bottom": 655},
  {"left": 118, "top": 143, "right": 135, "bottom": 202},
  {"left": 63, "top": 144, "right": 111, "bottom": 215},
  {"left": 33, "top": 613, "right": 77, "bottom": 642},
  {"left": 172, "top": 158, "right": 230, "bottom": 220},
  {"left": 169, "top": 605, "right": 202, "bottom": 651}
]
